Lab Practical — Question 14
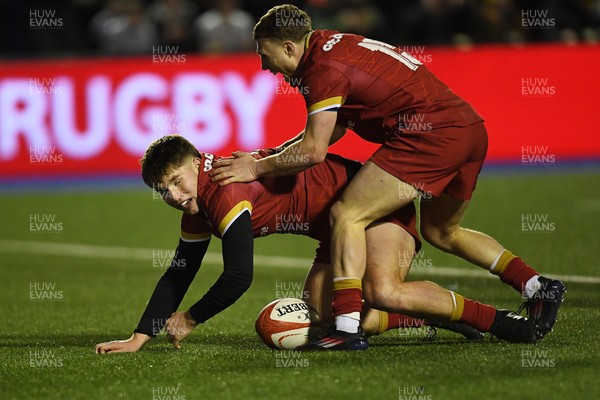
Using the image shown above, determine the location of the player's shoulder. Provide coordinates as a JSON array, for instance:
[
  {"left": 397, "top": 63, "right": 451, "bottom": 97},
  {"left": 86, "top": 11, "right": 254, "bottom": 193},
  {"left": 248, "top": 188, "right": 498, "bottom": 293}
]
[
  {"left": 214, "top": 180, "right": 258, "bottom": 199},
  {"left": 202, "top": 180, "right": 259, "bottom": 216},
  {"left": 308, "top": 30, "right": 364, "bottom": 58},
  {"left": 199, "top": 153, "right": 256, "bottom": 202},
  {"left": 301, "top": 30, "right": 365, "bottom": 81},
  {"left": 309, "top": 30, "right": 362, "bottom": 49},
  {"left": 202, "top": 181, "right": 258, "bottom": 236},
  {"left": 180, "top": 180, "right": 258, "bottom": 239}
]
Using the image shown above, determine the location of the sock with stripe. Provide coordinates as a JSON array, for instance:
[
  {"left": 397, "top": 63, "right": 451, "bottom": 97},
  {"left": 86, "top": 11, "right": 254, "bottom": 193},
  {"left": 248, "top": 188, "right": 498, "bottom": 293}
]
[
  {"left": 333, "top": 277, "right": 363, "bottom": 333},
  {"left": 375, "top": 311, "right": 426, "bottom": 335},
  {"left": 489, "top": 249, "right": 540, "bottom": 298},
  {"left": 449, "top": 291, "right": 496, "bottom": 332}
]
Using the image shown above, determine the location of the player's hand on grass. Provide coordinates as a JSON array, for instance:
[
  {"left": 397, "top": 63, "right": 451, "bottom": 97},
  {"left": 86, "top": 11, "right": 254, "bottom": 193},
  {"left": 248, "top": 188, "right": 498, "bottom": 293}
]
[
  {"left": 210, "top": 151, "right": 258, "bottom": 186},
  {"left": 166, "top": 310, "right": 197, "bottom": 350},
  {"left": 95, "top": 332, "right": 151, "bottom": 354}
]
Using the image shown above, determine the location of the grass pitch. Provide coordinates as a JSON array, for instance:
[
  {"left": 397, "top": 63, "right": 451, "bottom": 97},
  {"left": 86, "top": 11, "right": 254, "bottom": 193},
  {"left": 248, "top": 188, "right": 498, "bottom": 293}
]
[{"left": 1, "top": 171, "right": 599, "bottom": 400}]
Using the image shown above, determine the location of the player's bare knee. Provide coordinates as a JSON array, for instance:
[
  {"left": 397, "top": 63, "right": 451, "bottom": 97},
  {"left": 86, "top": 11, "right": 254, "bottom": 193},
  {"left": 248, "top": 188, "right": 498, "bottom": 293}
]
[
  {"left": 362, "top": 278, "right": 393, "bottom": 310},
  {"left": 330, "top": 199, "right": 346, "bottom": 225},
  {"left": 330, "top": 199, "right": 364, "bottom": 228},
  {"left": 363, "top": 284, "right": 395, "bottom": 311}
]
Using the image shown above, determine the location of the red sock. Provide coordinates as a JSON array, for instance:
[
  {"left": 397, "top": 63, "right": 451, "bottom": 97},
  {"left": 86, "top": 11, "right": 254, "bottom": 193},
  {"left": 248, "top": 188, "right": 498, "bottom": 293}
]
[
  {"left": 332, "top": 288, "right": 362, "bottom": 316},
  {"left": 450, "top": 291, "right": 496, "bottom": 332},
  {"left": 332, "top": 278, "right": 363, "bottom": 317},
  {"left": 499, "top": 257, "right": 538, "bottom": 293},
  {"left": 459, "top": 298, "right": 496, "bottom": 332},
  {"left": 375, "top": 312, "right": 426, "bottom": 335},
  {"left": 491, "top": 251, "right": 538, "bottom": 294}
]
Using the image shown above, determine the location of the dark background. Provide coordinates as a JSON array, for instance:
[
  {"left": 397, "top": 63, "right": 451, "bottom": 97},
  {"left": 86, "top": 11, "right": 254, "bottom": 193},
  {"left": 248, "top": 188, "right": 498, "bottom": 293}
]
[{"left": 2, "top": 0, "right": 598, "bottom": 58}]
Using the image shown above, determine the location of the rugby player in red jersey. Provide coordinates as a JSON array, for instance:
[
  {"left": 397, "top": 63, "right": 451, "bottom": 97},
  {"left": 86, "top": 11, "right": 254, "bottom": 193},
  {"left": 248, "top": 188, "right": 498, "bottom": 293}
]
[
  {"left": 95, "top": 135, "right": 536, "bottom": 354},
  {"left": 209, "top": 4, "right": 565, "bottom": 349}
]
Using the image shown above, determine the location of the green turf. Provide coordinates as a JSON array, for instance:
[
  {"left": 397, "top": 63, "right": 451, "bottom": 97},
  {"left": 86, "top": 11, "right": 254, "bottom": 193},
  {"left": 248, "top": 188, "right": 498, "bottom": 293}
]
[{"left": 1, "top": 172, "right": 599, "bottom": 400}]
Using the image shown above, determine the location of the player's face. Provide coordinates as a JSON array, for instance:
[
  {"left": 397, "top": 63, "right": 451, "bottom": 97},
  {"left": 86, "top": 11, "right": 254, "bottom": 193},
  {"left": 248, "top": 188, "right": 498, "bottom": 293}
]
[
  {"left": 157, "top": 157, "right": 201, "bottom": 215},
  {"left": 256, "top": 39, "right": 299, "bottom": 78}
]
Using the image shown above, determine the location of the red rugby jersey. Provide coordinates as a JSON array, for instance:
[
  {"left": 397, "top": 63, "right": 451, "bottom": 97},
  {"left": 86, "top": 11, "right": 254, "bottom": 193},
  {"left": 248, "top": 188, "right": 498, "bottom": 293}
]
[
  {"left": 290, "top": 30, "right": 483, "bottom": 139},
  {"left": 180, "top": 152, "right": 419, "bottom": 258},
  {"left": 181, "top": 153, "right": 352, "bottom": 244}
]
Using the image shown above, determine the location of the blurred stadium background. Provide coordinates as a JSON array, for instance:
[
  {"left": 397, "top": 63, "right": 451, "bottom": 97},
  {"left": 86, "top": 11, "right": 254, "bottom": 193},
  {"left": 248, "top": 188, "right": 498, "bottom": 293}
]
[
  {"left": 3, "top": 0, "right": 600, "bottom": 56},
  {"left": 1, "top": 1, "right": 600, "bottom": 399}
]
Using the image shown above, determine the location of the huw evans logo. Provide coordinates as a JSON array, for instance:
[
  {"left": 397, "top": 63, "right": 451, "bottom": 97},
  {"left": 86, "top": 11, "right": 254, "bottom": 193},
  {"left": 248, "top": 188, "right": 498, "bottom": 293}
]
[
  {"left": 29, "top": 10, "right": 63, "bottom": 29},
  {"left": 522, "top": 10, "right": 556, "bottom": 29}
]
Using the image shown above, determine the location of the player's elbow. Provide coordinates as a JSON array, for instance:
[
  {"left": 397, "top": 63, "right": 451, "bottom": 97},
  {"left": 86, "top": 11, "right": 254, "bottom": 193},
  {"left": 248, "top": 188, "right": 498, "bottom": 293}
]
[
  {"left": 306, "top": 153, "right": 325, "bottom": 166},
  {"left": 299, "top": 135, "right": 328, "bottom": 166},
  {"left": 238, "top": 273, "right": 253, "bottom": 292},
  {"left": 226, "top": 266, "right": 253, "bottom": 293},
  {"left": 305, "top": 146, "right": 327, "bottom": 165}
]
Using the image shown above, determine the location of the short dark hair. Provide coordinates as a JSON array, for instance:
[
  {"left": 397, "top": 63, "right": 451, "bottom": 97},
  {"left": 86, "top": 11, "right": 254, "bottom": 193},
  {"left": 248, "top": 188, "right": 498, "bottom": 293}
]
[
  {"left": 140, "top": 134, "right": 200, "bottom": 189},
  {"left": 253, "top": 4, "right": 312, "bottom": 42}
]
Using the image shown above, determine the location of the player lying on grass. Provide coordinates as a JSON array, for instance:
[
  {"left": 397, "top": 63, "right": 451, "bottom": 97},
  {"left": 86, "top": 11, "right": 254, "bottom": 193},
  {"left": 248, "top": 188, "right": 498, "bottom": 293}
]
[
  {"left": 95, "top": 135, "right": 536, "bottom": 354},
  {"left": 209, "top": 4, "right": 566, "bottom": 350}
]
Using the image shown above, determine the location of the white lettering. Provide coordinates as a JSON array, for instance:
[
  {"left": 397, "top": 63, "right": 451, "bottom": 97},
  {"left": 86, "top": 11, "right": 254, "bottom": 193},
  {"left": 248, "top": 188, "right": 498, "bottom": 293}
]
[
  {"left": 0, "top": 79, "right": 49, "bottom": 160},
  {"left": 222, "top": 72, "right": 274, "bottom": 149},
  {"left": 173, "top": 73, "right": 230, "bottom": 152},
  {"left": 53, "top": 76, "right": 110, "bottom": 158},
  {"left": 114, "top": 73, "right": 168, "bottom": 155},
  {"left": 0, "top": 70, "right": 273, "bottom": 163}
]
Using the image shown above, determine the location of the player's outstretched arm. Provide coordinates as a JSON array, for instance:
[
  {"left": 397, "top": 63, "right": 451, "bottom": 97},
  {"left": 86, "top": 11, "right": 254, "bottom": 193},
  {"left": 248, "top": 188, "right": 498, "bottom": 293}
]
[
  {"left": 134, "top": 239, "right": 209, "bottom": 336},
  {"left": 258, "top": 124, "right": 347, "bottom": 158},
  {"left": 95, "top": 239, "right": 209, "bottom": 354},
  {"left": 210, "top": 112, "right": 339, "bottom": 185},
  {"left": 171, "top": 211, "right": 253, "bottom": 348},
  {"left": 95, "top": 332, "right": 151, "bottom": 354},
  {"left": 276, "top": 130, "right": 305, "bottom": 151},
  {"left": 255, "top": 111, "right": 339, "bottom": 177}
]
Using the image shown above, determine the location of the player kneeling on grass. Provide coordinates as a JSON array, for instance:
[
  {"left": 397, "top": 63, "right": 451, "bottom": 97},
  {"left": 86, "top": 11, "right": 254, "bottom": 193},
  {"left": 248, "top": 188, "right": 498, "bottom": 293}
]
[{"left": 95, "top": 135, "right": 537, "bottom": 354}]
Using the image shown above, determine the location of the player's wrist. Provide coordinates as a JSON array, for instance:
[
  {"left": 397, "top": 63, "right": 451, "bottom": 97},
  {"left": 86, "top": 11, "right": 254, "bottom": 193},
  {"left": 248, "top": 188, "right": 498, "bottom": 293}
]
[
  {"left": 254, "top": 157, "right": 267, "bottom": 178},
  {"left": 132, "top": 332, "right": 152, "bottom": 344},
  {"left": 184, "top": 310, "right": 198, "bottom": 327}
]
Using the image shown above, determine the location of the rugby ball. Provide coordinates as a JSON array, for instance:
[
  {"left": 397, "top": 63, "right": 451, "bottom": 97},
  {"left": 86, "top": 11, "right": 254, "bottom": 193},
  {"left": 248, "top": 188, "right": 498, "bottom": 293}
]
[{"left": 255, "top": 298, "right": 319, "bottom": 349}]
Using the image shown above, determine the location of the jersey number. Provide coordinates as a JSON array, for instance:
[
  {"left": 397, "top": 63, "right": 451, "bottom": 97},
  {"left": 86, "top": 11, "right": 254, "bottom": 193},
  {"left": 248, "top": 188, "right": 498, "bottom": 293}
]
[{"left": 357, "top": 38, "right": 422, "bottom": 71}]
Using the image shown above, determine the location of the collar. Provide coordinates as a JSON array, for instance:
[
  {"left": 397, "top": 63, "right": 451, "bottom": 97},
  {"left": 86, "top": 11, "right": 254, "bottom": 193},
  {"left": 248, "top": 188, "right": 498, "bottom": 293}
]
[
  {"left": 304, "top": 30, "right": 314, "bottom": 50},
  {"left": 291, "top": 30, "right": 316, "bottom": 82}
]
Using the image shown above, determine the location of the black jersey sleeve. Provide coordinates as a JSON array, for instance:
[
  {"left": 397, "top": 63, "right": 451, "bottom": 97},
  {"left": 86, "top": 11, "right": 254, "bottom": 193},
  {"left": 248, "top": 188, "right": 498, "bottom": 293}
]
[
  {"left": 188, "top": 210, "right": 254, "bottom": 323},
  {"left": 134, "top": 239, "right": 209, "bottom": 337}
]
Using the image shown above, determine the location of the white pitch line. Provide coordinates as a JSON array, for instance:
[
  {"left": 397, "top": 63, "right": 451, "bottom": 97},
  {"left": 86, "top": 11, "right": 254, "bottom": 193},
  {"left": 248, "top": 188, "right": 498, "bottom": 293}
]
[{"left": 1, "top": 239, "right": 599, "bottom": 284}]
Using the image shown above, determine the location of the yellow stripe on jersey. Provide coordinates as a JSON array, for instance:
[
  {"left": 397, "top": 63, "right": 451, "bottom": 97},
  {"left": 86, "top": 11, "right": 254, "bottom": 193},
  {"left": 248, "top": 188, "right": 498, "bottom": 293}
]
[
  {"left": 218, "top": 200, "right": 253, "bottom": 236},
  {"left": 180, "top": 231, "right": 212, "bottom": 242},
  {"left": 307, "top": 96, "right": 344, "bottom": 116}
]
